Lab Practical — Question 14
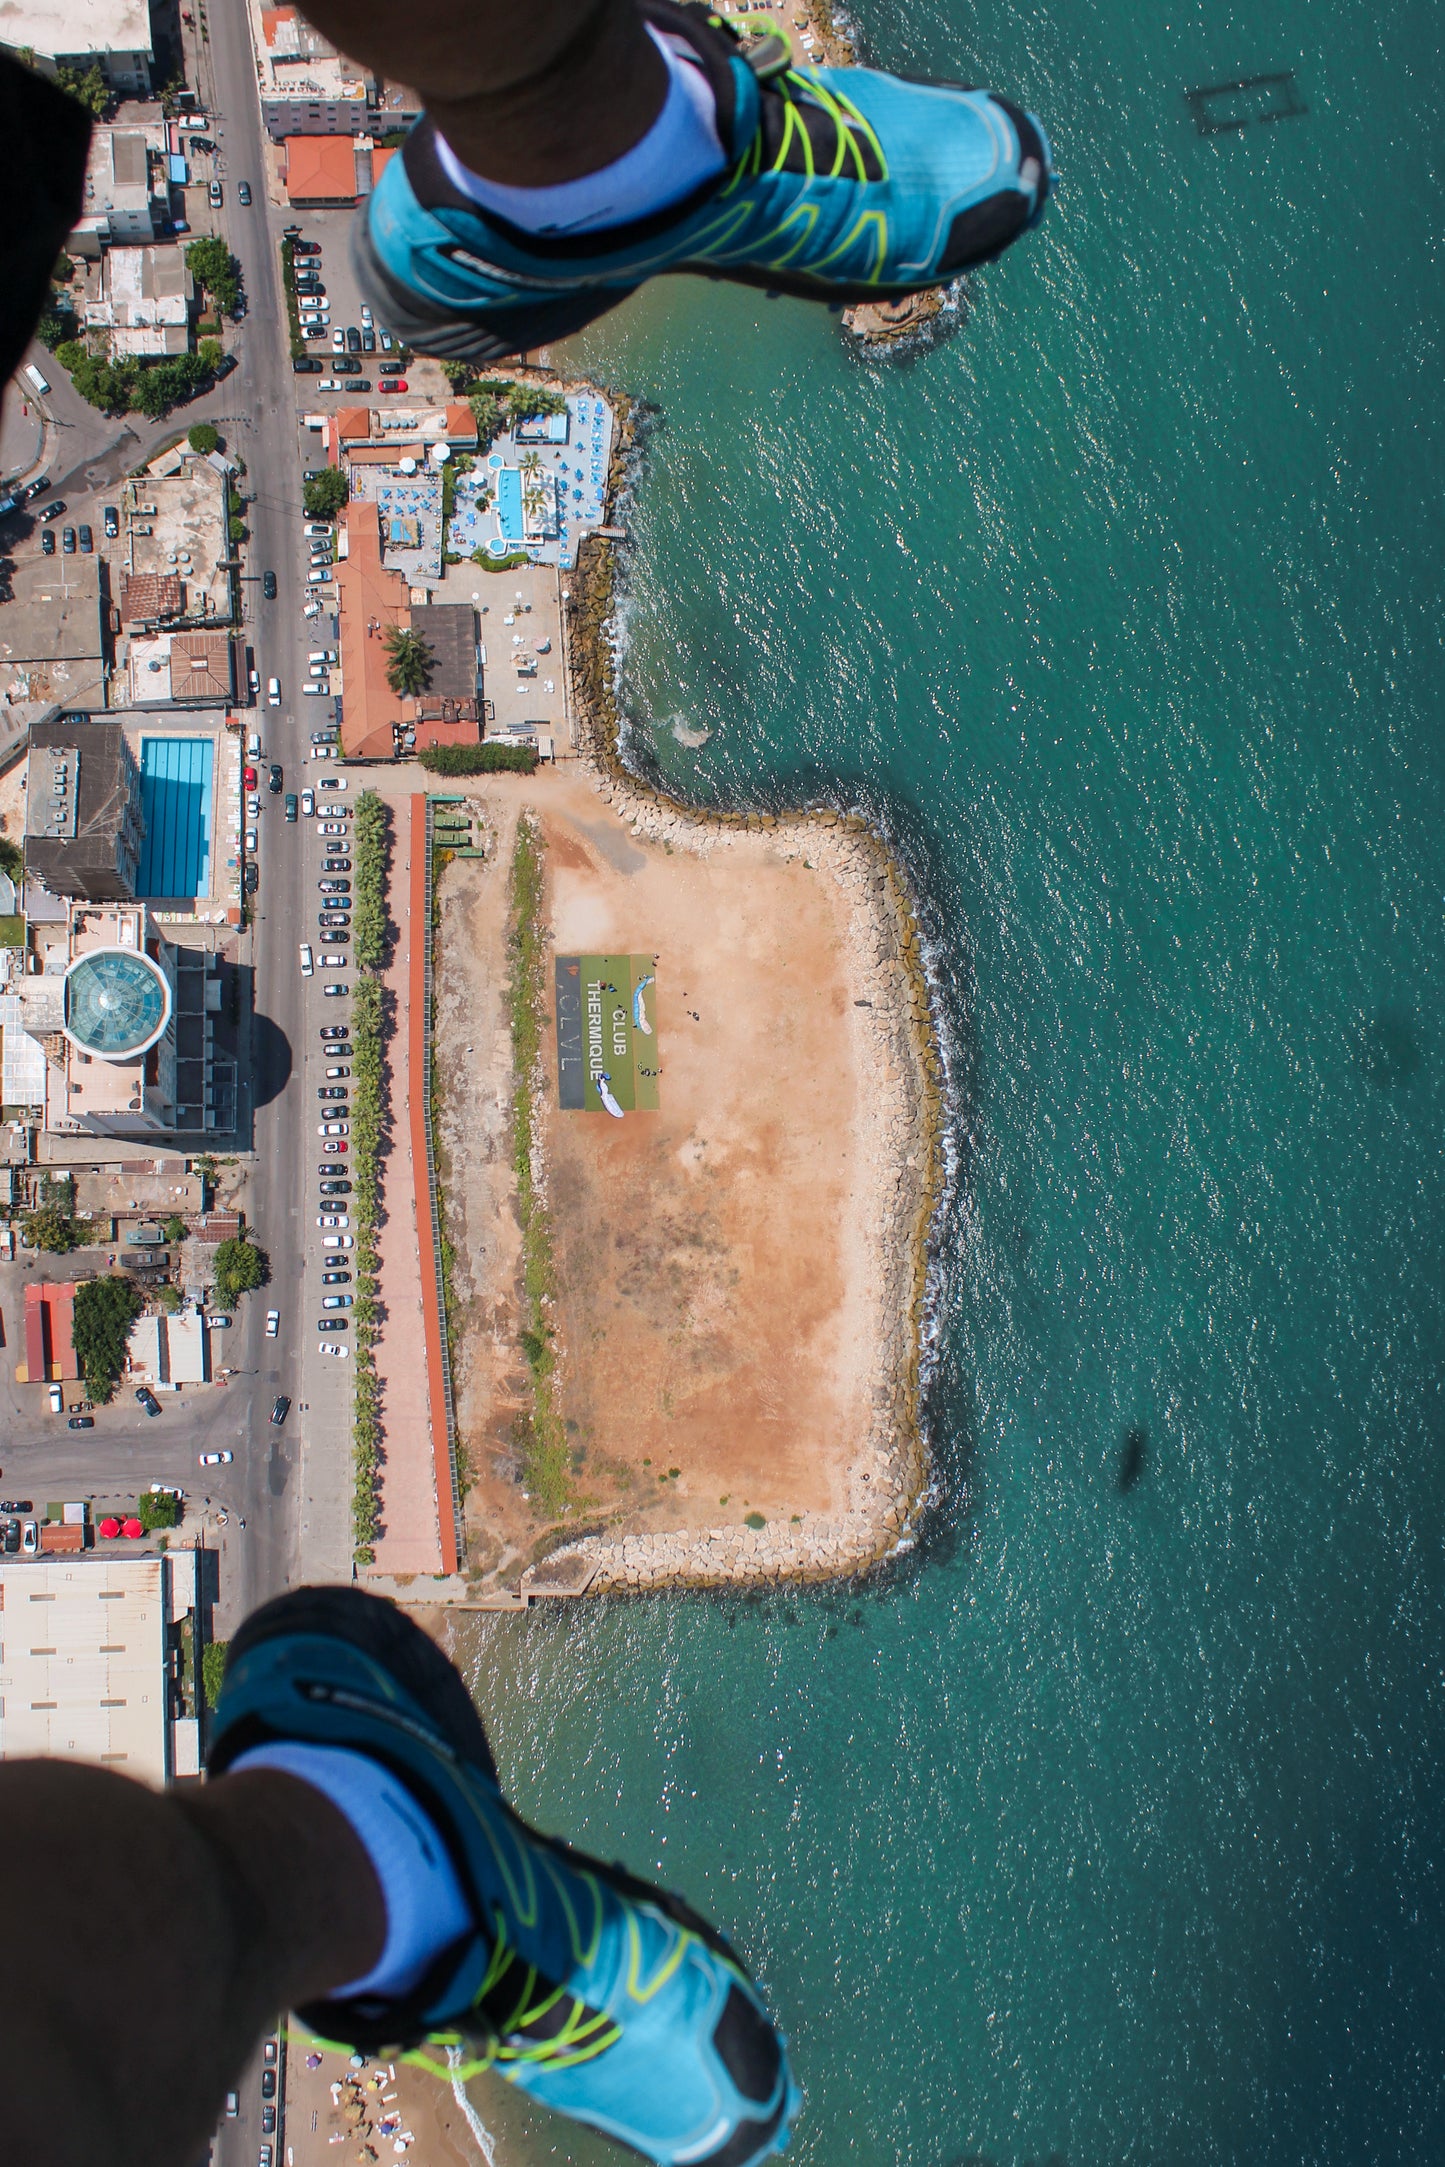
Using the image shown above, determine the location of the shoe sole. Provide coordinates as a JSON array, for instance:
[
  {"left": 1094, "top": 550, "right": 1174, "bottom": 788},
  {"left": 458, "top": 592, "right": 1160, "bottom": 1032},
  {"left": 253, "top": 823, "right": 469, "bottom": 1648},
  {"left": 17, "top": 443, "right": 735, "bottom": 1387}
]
[{"left": 353, "top": 209, "right": 946, "bottom": 363}]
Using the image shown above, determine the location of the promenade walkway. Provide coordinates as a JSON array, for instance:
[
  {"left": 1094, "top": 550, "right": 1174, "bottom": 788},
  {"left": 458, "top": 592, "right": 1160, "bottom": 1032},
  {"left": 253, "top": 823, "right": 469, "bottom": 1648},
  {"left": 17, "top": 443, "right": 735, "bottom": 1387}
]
[{"left": 365, "top": 800, "right": 445, "bottom": 1576}]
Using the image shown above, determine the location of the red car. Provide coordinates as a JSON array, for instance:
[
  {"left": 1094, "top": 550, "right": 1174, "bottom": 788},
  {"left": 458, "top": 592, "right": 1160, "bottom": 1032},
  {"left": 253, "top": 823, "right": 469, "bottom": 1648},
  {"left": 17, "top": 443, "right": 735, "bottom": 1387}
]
[
  {"left": 244, "top": 764, "right": 258, "bottom": 786},
  {"left": 378, "top": 378, "right": 408, "bottom": 394}
]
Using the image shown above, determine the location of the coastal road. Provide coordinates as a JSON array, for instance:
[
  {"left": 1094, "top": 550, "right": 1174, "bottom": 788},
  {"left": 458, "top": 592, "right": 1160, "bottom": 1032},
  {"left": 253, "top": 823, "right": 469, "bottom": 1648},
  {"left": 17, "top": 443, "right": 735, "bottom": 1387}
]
[{"left": 204, "top": 0, "right": 356, "bottom": 1637}]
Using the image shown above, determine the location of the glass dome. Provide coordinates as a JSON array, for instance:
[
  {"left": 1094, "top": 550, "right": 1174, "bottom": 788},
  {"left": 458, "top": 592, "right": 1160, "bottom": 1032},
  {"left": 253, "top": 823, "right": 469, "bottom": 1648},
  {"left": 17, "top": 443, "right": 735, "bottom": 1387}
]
[{"left": 64, "top": 947, "right": 170, "bottom": 1058}]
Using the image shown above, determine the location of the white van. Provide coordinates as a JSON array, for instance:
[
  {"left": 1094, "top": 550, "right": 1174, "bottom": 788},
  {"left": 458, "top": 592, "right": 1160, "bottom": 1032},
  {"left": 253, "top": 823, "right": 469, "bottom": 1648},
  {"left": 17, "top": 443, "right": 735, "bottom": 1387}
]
[
  {"left": 48, "top": 1382, "right": 64, "bottom": 1413},
  {"left": 299, "top": 943, "right": 314, "bottom": 977},
  {"left": 306, "top": 569, "right": 332, "bottom": 586},
  {"left": 247, "top": 730, "right": 261, "bottom": 757},
  {"left": 267, "top": 676, "right": 281, "bottom": 706},
  {"left": 24, "top": 362, "right": 50, "bottom": 397},
  {"left": 322, "top": 1234, "right": 354, "bottom": 1249}
]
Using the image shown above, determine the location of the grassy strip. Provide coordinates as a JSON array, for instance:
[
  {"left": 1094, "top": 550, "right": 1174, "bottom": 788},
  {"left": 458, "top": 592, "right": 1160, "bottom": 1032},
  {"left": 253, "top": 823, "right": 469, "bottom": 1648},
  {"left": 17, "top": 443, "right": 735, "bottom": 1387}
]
[
  {"left": 347, "top": 790, "right": 390, "bottom": 1560},
  {"left": 279, "top": 236, "right": 305, "bottom": 364},
  {"left": 507, "top": 815, "right": 572, "bottom": 1517},
  {"left": 419, "top": 743, "right": 537, "bottom": 776}
]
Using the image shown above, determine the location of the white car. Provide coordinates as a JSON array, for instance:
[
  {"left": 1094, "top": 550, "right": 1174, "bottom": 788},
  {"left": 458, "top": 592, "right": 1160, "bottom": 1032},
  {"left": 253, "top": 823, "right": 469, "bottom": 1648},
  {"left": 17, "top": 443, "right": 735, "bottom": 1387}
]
[
  {"left": 319, "top": 1341, "right": 350, "bottom": 1358},
  {"left": 299, "top": 943, "right": 314, "bottom": 977},
  {"left": 304, "top": 600, "right": 323, "bottom": 618},
  {"left": 302, "top": 683, "right": 331, "bottom": 696},
  {"left": 319, "top": 952, "right": 347, "bottom": 968},
  {"left": 322, "top": 1234, "right": 354, "bottom": 1250},
  {"left": 318, "top": 1119, "right": 349, "bottom": 1136},
  {"left": 360, "top": 303, "right": 373, "bottom": 325},
  {"left": 301, "top": 789, "right": 315, "bottom": 816},
  {"left": 247, "top": 730, "right": 261, "bottom": 757},
  {"left": 244, "top": 829, "right": 258, "bottom": 855},
  {"left": 248, "top": 668, "right": 260, "bottom": 694},
  {"left": 324, "top": 1065, "right": 350, "bottom": 1079},
  {"left": 267, "top": 676, "right": 281, "bottom": 706},
  {"left": 207, "top": 1314, "right": 232, "bottom": 1329},
  {"left": 199, "top": 1450, "right": 234, "bottom": 1466},
  {"left": 306, "top": 569, "right": 333, "bottom": 586},
  {"left": 316, "top": 774, "right": 347, "bottom": 789},
  {"left": 332, "top": 329, "right": 345, "bottom": 350},
  {"left": 317, "top": 1213, "right": 350, "bottom": 1229},
  {"left": 265, "top": 1309, "right": 280, "bottom": 1337},
  {"left": 305, "top": 524, "right": 331, "bottom": 539},
  {"left": 307, "top": 651, "right": 331, "bottom": 668},
  {"left": 48, "top": 1382, "right": 63, "bottom": 1413},
  {"left": 320, "top": 821, "right": 347, "bottom": 836},
  {"left": 315, "top": 379, "right": 338, "bottom": 393},
  {"left": 380, "top": 330, "right": 393, "bottom": 350}
]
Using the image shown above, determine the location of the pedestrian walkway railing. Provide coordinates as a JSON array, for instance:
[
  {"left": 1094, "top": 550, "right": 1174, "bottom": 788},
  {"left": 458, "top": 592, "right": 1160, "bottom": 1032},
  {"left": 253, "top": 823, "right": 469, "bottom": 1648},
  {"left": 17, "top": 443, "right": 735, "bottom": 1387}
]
[{"left": 419, "top": 798, "right": 464, "bottom": 1549}]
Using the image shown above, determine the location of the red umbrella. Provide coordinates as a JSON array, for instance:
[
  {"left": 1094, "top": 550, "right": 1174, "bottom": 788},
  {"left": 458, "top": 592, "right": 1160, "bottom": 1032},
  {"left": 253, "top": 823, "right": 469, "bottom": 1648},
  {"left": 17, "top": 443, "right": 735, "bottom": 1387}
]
[
  {"left": 121, "top": 1517, "right": 144, "bottom": 1539},
  {"left": 99, "top": 1517, "right": 121, "bottom": 1539}
]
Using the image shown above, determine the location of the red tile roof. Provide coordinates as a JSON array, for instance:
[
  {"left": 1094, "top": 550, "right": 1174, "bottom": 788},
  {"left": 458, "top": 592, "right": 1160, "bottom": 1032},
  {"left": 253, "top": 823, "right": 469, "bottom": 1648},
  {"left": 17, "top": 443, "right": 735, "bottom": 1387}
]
[
  {"left": 284, "top": 134, "right": 358, "bottom": 204},
  {"left": 335, "top": 503, "right": 411, "bottom": 760}
]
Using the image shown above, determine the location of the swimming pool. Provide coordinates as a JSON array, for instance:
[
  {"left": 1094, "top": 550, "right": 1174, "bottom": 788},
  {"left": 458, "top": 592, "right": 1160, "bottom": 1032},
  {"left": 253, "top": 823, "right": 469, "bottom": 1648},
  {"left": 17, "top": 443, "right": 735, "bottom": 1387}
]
[
  {"left": 496, "top": 468, "right": 524, "bottom": 544},
  {"left": 138, "top": 736, "right": 212, "bottom": 899}
]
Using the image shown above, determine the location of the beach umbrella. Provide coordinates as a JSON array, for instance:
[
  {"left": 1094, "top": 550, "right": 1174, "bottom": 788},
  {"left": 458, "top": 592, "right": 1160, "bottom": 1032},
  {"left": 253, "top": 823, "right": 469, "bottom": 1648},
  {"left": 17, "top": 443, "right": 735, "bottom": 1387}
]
[
  {"left": 99, "top": 1516, "right": 121, "bottom": 1538},
  {"left": 122, "top": 1516, "right": 143, "bottom": 1539}
]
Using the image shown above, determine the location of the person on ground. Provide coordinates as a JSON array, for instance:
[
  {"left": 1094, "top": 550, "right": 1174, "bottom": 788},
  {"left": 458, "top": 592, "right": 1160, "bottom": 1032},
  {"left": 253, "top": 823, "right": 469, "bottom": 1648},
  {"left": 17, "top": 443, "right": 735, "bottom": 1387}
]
[
  {"left": 290, "top": 0, "right": 1051, "bottom": 360},
  {"left": 1, "top": 1586, "right": 797, "bottom": 2167}
]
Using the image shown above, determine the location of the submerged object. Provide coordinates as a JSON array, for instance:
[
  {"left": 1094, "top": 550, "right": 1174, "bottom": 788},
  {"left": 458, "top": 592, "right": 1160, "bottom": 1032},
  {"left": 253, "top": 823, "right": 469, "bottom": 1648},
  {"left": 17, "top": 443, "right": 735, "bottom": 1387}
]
[{"left": 1117, "top": 1425, "right": 1148, "bottom": 1492}]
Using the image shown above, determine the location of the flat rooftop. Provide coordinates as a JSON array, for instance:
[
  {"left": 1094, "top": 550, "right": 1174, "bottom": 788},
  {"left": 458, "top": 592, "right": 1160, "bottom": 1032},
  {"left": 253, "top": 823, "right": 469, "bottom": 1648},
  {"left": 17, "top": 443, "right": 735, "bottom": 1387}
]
[
  {"left": 0, "top": 0, "right": 153, "bottom": 59},
  {"left": 0, "top": 556, "right": 107, "bottom": 709},
  {"left": 0, "top": 1556, "right": 169, "bottom": 1784}
]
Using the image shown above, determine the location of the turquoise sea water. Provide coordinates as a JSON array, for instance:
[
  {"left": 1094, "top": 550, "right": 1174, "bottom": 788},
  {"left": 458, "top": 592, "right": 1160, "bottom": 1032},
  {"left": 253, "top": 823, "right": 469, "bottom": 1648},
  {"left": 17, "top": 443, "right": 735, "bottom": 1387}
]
[{"left": 453, "top": 0, "right": 1445, "bottom": 2159}]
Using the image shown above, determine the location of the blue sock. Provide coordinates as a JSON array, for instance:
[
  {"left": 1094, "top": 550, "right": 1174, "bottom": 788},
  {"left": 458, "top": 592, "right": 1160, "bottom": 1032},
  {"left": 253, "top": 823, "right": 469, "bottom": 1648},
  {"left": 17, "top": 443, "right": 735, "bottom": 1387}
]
[
  {"left": 436, "top": 26, "right": 725, "bottom": 237},
  {"left": 232, "top": 1741, "right": 473, "bottom": 1998}
]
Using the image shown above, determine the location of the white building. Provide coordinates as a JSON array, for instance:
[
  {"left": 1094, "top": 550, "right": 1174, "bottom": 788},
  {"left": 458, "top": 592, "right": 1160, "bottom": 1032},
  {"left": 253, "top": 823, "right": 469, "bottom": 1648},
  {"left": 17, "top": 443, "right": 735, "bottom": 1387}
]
[
  {"left": 0, "top": 0, "right": 155, "bottom": 96},
  {"left": 0, "top": 1551, "right": 202, "bottom": 1786},
  {"left": 84, "top": 244, "right": 193, "bottom": 359},
  {"left": 69, "top": 124, "right": 168, "bottom": 257}
]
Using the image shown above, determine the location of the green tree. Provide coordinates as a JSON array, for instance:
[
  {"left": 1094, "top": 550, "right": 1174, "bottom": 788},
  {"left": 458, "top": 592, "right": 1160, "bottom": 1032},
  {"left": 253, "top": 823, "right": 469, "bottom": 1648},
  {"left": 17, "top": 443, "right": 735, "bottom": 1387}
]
[
  {"left": 382, "top": 625, "right": 434, "bottom": 697},
  {"left": 228, "top": 516, "right": 247, "bottom": 545},
  {"left": 188, "top": 421, "right": 220, "bottom": 454},
  {"left": 163, "top": 1213, "right": 187, "bottom": 1243},
  {"left": 201, "top": 1639, "right": 229, "bottom": 1708},
  {"left": 137, "top": 1489, "right": 181, "bottom": 1532},
  {"left": 0, "top": 837, "right": 23, "bottom": 883},
  {"left": 418, "top": 742, "right": 537, "bottom": 775},
  {"left": 440, "top": 359, "right": 476, "bottom": 391},
  {"left": 52, "top": 251, "right": 74, "bottom": 284},
  {"left": 212, "top": 1237, "right": 266, "bottom": 1310},
  {"left": 302, "top": 465, "right": 349, "bottom": 520},
  {"left": 185, "top": 237, "right": 241, "bottom": 317},
  {"left": 72, "top": 1274, "right": 144, "bottom": 1402},
  {"left": 35, "top": 303, "right": 77, "bottom": 351},
  {"left": 198, "top": 337, "right": 223, "bottom": 375},
  {"left": 23, "top": 1204, "right": 77, "bottom": 1252},
  {"left": 156, "top": 1283, "right": 182, "bottom": 1314},
  {"left": 56, "top": 61, "right": 109, "bottom": 117}
]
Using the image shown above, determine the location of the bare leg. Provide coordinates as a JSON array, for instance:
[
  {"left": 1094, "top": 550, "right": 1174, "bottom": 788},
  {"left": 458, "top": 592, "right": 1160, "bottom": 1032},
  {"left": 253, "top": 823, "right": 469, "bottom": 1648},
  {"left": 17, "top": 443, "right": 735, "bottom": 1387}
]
[
  {"left": 297, "top": 0, "right": 668, "bottom": 183},
  {"left": 0, "top": 1761, "right": 384, "bottom": 2167}
]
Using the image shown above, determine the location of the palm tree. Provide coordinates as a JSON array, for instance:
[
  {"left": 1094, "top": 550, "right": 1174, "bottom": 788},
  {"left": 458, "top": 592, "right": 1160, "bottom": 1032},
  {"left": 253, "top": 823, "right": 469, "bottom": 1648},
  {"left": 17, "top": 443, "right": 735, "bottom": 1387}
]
[{"left": 383, "top": 625, "right": 435, "bottom": 698}]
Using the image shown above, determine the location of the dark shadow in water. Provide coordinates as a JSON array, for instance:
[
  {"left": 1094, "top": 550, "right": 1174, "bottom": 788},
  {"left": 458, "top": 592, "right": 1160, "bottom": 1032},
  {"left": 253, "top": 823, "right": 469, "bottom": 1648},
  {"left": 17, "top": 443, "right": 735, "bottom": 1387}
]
[
  {"left": 1355, "top": 1007, "right": 1422, "bottom": 1088},
  {"left": 1184, "top": 71, "right": 1306, "bottom": 133},
  {"left": 1117, "top": 1424, "right": 1149, "bottom": 1491}
]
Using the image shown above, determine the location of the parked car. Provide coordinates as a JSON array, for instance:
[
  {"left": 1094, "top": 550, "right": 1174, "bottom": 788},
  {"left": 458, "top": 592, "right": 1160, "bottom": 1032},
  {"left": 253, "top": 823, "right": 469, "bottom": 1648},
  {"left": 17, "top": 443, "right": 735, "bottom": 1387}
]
[
  {"left": 331, "top": 329, "right": 345, "bottom": 350},
  {"left": 322, "top": 1140, "right": 348, "bottom": 1155},
  {"left": 320, "top": 821, "right": 347, "bottom": 836},
  {"left": 322, "top": 1270, "right": 352, "bottom": 1285},
  {"left": 2, "top": 1519, "right": 19, "bottom": 1553},
  {"left": 62, "top": 524, "right": 75, "bottom": 552},
  {"left": 316, "top": 773, "right": 346, "bottom": 789},
  {"left": 322, "top": 986, "right": 348, "bottom": 1000},
  {"left": 41, "top": 527, "right": 54, "bottom": 554},
  {"left": 209, "top": 178, "right": 223, "bottom": 208},
  {"left": 267, "top": 675, "right": 281, "bottom": 705},
  {"left": 77, "top": 523, "right": 92, "bottom": 552},
  {"left": 207, "top": 1314, "right": 232, "bottom": 1330},
  {"left": 317, "top": 1317, "right": 349, "bottom": 1332},
  {"left": 303, "top": 680, "right": 331, "bottom": 693},
  {"left": 104, "top": 505, "right": 118, "bottom": 537},
  {"left": 266, "top": 1309, "right": 280, "bottom": 1336},
  {"left": 319, "top": 1341, "right": 350, "bottom": 1358},
  {"left": 269, "top": 762, "right": 283, "bottom": 792},
  {"left": 321, "top": 1023, "right": 348, "bottom": 1038},
  {"left": 284, "top": 793, "right": 298, "bottom": 821},
  {"left": 378, "top": 378, "right": 409, "bottom": 394},
  {"left": 322, "top": 1234, "right": 354, "bottom": 1250},
  {"left": 262, "top": 2106, "right": 276, "bottom": 2136},
  {"left": 319, "top": 879, "right": 350, "bottom": 893},
  {"left": 39, "top": 500, "right": 65, "bottom": 522},
  {"left": 293, "top": 357, "right": 323, "bottom": 373},
  {"left": 318, "top": 1119, "right": 349, "bottom": 1135},
  {"left": 199, "top": 1450, "right": 234, "bottom": 1466},
  {"left": 317, "top": 1214, "right": 349, "bottom": 1230},
  {"left": 261, "top": 2069, "right": 277, "bottom": 2101},
  {"left": 48, "top": 1382, "right": 63, "bottom": 1413},
  {"left": 135, "top": 1387, "right": 161, "bottom": 1416},
  {"left": 243, "top": 860, "right": 259, "bottom": 895},
  {"left": 21, "top": 1520, "right": 39, "bottom": 1554},
  {"left": 262, "top": 569, "right": 278, "bottom": 599},
  {"left": 323, "top": 858, "right": 351, "bottom": 873},
  {"left": 238, "top": 180, "right": 252, "bottom": 205},
  {"left": 317, "top": 1085, "right": 347, "bottom": 1100},
  {"left": 67, "top": 1414, "right": 94, "bottom": 1429},
  {"left": 361, "top": 327, "right": 376, "bottom": 351},
  {"left": 270, "top": 1395, "right": 291, "bottom": 1425},
  {"left": 301, "top": 788, "right": 315, "bottom": 815},
  {"left": 299, "top": 943, "right": 314, "bottom": 976},
  {"left": 345, "top": 325, "right": 361, "bottom": 351},
  {"left": 319, "top": 1184, "right": 352, "bottom": 1199},
  {"left": 292, "top": 237, "right": 321, "bottom": 254}
]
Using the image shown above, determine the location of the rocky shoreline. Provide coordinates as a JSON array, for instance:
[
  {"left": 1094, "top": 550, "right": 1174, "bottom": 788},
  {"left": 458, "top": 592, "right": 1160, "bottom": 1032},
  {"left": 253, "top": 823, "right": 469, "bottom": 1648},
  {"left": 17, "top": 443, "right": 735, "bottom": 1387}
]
[{"left": 535, "top": 418, "right": 951, "bottom": 1593}]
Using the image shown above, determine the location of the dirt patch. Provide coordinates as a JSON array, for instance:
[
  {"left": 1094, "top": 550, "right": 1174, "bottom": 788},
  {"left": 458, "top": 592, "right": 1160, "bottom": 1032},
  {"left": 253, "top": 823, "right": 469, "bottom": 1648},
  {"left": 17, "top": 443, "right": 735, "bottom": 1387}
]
[{"left": 428, "top": 764, "right": 931, "bottom": 1589}]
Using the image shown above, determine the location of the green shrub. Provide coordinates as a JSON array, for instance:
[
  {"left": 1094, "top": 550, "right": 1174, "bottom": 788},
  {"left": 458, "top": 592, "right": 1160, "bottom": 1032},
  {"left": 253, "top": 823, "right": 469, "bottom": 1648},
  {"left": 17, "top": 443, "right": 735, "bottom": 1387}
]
[
  {"left": 188, "top": 422, "right": 220, "bottom": 454},
  {"left": 745, "top": 1512, "right": 767, "bottom": 1529},
  {"left": 73, "top": 1275, "right": 144, "bottom": 1402},
  {"left": 212, "top": 1237, "right": 265, "bottom": 1310},
  {"left": 418, "top": 742, "right": 537, "bottom": 776},
  {"left": 201, "top": 1639, "right": 229, "bottom": 1709},
  {"left": 23, "top": 1204, "right": 77, "bottom": 1253},
  {"left": 137, "top": 1489, "right": 180, "bottom": 1532}
]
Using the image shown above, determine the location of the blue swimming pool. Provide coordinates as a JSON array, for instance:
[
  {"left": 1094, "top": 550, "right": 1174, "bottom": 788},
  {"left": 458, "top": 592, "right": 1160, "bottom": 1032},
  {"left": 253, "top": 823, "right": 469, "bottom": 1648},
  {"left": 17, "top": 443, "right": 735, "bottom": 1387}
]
[
  {"left": 138, "top": 736, "right": 212, "bottom": 899},
  {"left": 496, "top": 468, "right": 524, "bottom": 544}
]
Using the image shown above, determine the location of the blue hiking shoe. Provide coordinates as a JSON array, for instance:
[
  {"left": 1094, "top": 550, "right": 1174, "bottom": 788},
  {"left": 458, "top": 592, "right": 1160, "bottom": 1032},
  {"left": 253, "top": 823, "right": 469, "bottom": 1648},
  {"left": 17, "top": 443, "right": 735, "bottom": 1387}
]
[
  {"left": 209, "top": 1587, "right": 800, "bottom": 2167},
  {"left": 355, "top": 0, "right": 1051, "bottom": 361}
]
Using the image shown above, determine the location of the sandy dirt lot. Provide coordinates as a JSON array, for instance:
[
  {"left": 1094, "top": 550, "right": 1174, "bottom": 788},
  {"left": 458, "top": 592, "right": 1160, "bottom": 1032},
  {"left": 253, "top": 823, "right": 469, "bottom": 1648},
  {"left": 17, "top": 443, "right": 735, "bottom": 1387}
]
[{"left": 429, "top": 766, "right": 898, "bottom": 1585}]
